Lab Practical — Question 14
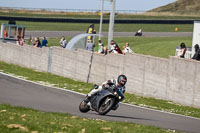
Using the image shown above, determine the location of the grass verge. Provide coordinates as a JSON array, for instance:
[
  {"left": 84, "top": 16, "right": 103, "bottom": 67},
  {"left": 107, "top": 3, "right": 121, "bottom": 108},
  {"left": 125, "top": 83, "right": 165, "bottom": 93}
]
[
  {"left": 0, "top": 61, "right": 200, "bottom": 119},
  {"left": 0, "top": 20, "right": 193, "bottom": 32},
  {"left": 0, "top": 104, "right": 178, "bottom": 133}
]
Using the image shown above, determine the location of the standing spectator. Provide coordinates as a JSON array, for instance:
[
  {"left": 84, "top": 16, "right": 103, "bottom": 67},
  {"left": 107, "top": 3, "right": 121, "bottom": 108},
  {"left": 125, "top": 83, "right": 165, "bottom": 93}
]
[
  {"left": 98, "top": 40, "right": 104, "bottom": 54},
  {"left": 178, "top": 42, "right": 186, "bottom": 58},
  {"left": 122, "top": 42, "right": 134, "bottom": 54},
  {"left": 192, "top": 44, "right": 200, "bottom": 61},
  {"left": 19, "top": 37, "right": 25, "bottom": 46},
  {"left": 109, "top": 40, "right": 122, "bottom": 54},
  {"left": 86, "top": 40, "right": 95, "bottom": 52},
  {"left": 41, "top": 37, "right": 48, "bottom": 47},
  {"left": 60, "top": 36, "right": 67, "bottom": 48}
]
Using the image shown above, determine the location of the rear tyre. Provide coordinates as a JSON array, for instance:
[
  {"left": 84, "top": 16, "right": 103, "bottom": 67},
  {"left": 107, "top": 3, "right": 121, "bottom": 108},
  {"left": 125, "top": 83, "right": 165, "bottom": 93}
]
[
  {"left": 79, "top": 101, "right": 90, "bottom": 113},
  {"left": 98, "top": 97, "right": 115, "bottom": 115}
]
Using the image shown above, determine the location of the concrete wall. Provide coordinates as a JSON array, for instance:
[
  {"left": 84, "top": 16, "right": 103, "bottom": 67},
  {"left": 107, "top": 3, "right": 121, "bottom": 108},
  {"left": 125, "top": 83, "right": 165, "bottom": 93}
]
[
  {"left": 50, "top": 48, "right": 92, "bottom": 82},
  {"left": 0, "top": 42, "right": 49, "bottom": 72},
  {"left": 0, "top": 42, "right": 200, "bottom": 108},
  {"left": 167, "top": 57, "right": 200, "bottom": 107}
]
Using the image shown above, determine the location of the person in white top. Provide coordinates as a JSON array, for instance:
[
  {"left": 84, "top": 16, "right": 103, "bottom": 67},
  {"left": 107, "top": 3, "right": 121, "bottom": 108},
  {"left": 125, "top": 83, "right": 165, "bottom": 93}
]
[
  {"left": 60, "top": 36, "right": 67, "bottom": 48},
  {"left": 123, "top": 42, "right": 134, "bottom": 54},
  {"left": 98, "top": 40, "right": 104, "bottom": 53}
]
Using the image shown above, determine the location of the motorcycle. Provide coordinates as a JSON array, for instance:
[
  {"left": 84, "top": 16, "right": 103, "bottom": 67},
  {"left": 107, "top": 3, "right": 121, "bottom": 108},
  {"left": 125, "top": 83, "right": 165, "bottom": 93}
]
[{"left": 79, "top": 85, "right": 124, "bottom": 115}]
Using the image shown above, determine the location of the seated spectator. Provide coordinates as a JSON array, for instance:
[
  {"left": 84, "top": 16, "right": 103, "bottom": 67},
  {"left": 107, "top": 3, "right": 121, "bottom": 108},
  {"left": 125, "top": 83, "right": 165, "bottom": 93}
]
[
  {"left": 178, "top": 42, "right": 186, "bottom": 58},
  {"left": 103, "top": 46, "right": 108, "bottom": 55},
  {"left": 122, "top": 42, "right": 134, "bottom": 55},
  {"left": 19, "top": 37, "right": 25, "bottom": 46},
  {"left": 98, "top": 40, "right": 104, "bottom": 54},
  {"left": 41, "top": 37, "right": 48, "bottom": 47},
  {"left": 16, "top": 36, "right": 20, "bottom": 45},
  {"left": 86, "top": 40, "right": 95, "bottom": 52},
  {"left": 32, "top": 37, "right": 41, "bottom": 48},
  {"left": 192, "top": 44, "right": 200, "bottom": 61},
  {"left": 109, "top": 40, "right": 122, "bottom": 54},
  {"left": 60, "top": 36, "right": 67, "bottom": 48},
  {"left": 135, "top": 28, "right": 142, "bottom": 36}
]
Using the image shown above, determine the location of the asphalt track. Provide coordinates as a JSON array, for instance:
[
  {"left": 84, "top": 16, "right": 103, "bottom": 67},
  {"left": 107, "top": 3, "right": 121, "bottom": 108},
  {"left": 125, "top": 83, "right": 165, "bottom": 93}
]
[
  {"left": 0, "top": 73, "right": 200, "bottom": 132},
  {"left": 25, "top": 31, "right": 192, "bottom": 38}
]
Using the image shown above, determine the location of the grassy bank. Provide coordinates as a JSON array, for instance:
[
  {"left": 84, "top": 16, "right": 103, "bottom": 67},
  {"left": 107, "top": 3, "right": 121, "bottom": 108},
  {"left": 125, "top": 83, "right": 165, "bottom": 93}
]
[
  {"left": 1, "top": 9, "right": 200, "bottom": 19},
  {"left": 0, "top": 61, "right": 200, "bottom": 119},
  {"left": 0, "top": 104, "right": 178, "bottom": 133}
]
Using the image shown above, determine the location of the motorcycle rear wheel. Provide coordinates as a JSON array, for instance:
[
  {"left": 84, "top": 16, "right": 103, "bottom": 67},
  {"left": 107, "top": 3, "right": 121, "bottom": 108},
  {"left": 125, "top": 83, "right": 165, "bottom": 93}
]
[
  {"left": 98, "top": 97, "right": 115, "bottom": 115},
  {"left": 79, "top": 101, "right": 90, "bottom": 113}
]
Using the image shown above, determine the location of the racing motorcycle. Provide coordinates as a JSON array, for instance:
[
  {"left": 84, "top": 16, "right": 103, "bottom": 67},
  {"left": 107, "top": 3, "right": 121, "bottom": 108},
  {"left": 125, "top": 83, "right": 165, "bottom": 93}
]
[{"left": 79, "top": 85, "right": 124, "bottom": 115}]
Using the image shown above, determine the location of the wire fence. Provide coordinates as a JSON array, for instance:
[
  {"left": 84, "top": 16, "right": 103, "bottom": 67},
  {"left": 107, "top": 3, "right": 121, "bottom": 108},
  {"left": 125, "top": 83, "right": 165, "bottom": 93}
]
[{"left": 0, "top": 6, "right": 146, "bottom": 14}]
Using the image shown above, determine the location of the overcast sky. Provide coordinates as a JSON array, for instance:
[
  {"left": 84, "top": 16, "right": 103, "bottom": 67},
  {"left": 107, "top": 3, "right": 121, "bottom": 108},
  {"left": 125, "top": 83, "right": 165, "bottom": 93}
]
[{"left": 0, "top": 0, "right": 177, "bottom": 11}]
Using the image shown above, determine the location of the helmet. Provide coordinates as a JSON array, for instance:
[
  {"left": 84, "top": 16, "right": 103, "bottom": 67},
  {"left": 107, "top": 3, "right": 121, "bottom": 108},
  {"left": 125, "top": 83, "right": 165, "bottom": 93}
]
[{"left": 117, "top": 75, "right": 127, "bottom": 86}]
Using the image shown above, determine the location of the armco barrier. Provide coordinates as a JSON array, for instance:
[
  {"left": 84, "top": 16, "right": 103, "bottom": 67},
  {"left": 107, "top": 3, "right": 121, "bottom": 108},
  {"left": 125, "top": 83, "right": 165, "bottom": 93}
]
[
  {"left": 0, "top": 16, "right": 197, "bottom": 24},
  {"left": 0, "top": 42, "right": 200, "bottom": 108}
]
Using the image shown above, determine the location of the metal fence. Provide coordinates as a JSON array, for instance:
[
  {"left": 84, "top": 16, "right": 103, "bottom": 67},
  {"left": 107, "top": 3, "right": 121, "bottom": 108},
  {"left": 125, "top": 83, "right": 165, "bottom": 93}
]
[
  {"left": 0, "top": 6, "right": 146, "bottom": 14},
  {"left": 1, "top": 6, "right": 200, "bottom": 15}
]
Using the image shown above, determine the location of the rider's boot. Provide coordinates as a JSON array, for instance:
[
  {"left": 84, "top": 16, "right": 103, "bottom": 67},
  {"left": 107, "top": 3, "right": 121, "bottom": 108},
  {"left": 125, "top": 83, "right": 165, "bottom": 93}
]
[
  {"left": 112, "top": 103, "right": 119, "bottom": 110},
  {"left": 84, "top": 95, "right": 91, "bottom": 104}
]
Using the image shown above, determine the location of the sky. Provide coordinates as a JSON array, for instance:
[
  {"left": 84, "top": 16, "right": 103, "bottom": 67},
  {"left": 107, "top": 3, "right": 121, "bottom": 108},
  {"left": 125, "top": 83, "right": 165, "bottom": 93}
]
[{"left": 0, "top": 0, "right": 177, "bottom": 11}]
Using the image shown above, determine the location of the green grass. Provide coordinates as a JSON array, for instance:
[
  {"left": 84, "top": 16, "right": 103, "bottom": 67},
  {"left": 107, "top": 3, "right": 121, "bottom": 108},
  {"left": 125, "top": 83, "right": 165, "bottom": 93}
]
[
  {"left": 46, "top": 37, "right": 192, "bottom": 58},
  {"left": 0, "top": 104, "right": 178, "bottom": 133},
  {"left": 0, "top": 20, "right": 193, "bottom": 32},
  {"left": 0, "top": 61, "right": 200, "bottom": 119},
  {"left": 114, "top": 37, "right": 192, "bottom": 58}
]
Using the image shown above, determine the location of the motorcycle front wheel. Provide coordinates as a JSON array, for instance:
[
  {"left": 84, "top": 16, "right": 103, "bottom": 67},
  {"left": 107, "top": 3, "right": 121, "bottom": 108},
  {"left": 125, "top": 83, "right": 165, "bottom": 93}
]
[
  {"left": 98, "top": 97, "right": 115, "bottom": 115},
  {"left": 79, "top": 101, "right": 90, "bottom": 113}
]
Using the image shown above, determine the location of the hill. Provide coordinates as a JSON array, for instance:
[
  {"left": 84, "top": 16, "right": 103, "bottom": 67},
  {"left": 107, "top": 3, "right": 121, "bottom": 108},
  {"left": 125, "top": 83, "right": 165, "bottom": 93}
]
[{"left": 150, "top": 0, "right": 200, "bottom": 13}]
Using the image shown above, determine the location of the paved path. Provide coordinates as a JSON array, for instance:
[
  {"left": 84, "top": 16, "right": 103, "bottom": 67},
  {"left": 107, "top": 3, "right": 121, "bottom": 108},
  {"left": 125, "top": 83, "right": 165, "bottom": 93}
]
[
  {"left": 25, "top": 31, "right": 192, "bottom": 38},
  {"left": 0, "top": 72, "right": 200, "bottom": 133}
]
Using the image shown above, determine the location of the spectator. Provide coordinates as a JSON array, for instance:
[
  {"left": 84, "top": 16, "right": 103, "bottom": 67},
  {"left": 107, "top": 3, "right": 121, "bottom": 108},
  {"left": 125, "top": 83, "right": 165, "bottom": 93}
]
[
  {"left": 16, "top": 35, "right": 20, "bottom": 45},
  {"left": 178, "top": 42, "right": 186, "bottom": 58},
  {"left": 122, "top": 42, "right": 134, "bottom": 54},
  {"left": 98, "top": 40, "right": 104, "bottom": 54},
  {"left": 19, "top": 37, "right": 25, "bottom": 46},
  {"left": 109, "top": 40, "right": 122, "bottom": 54},
  {"left": 32, "top": 37, "right": 41, "bottom": 48},
  {"left": 60, "top": 36, "right": 67, "bottom": 48},
  {"left": 86, "top": 40, "right": 95, "bottom": 52},
  {"left": 135, "top": 28, "right": 142, "bottom": 36},
  {"left": 192, "top": 44, "right": 200, "bottom": 61},
  {"left": 41, "top": 37, "right": 48, "bottom": 47},
  {"left": 103, "top": 46, "right": 108, "bottom": 55}
]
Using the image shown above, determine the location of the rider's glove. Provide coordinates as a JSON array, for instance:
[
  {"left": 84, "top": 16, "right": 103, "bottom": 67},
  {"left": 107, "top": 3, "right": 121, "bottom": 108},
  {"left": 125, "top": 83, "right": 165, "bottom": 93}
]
[{"left": 103, "top": 84, "right": 109, "bottom": 89}]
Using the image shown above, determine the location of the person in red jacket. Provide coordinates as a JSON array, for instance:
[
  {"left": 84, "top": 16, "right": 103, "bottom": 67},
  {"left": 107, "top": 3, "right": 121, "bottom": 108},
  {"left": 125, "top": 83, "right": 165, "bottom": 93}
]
[{"left": 109, "top": 40, "right": 123, "bottom": 54}]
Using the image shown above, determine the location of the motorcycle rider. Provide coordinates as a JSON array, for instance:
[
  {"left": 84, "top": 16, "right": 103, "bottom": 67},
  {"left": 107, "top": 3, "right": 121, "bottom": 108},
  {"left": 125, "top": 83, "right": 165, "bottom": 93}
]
[{"left": 85, "top": 75, "right": 127, "bottom": 105}]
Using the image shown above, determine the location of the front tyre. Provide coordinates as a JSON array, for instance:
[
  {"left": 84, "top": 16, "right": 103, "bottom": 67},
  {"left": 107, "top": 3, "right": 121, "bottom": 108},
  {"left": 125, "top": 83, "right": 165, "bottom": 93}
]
[
  {"left": 98, "top": 97, "right": 115, "bottom": 115},
  {"left": 79, "top": 101, "right": 90, "bottom": 113}
]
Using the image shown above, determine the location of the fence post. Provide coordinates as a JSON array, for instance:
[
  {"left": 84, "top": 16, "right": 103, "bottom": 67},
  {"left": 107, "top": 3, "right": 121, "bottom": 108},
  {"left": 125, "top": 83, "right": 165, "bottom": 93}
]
[
  {"left": 87, "top": 52, "right": 94, "bottom": 83},
  {"left": 47, "top": 47, "right": 53, "bottom": 73}
]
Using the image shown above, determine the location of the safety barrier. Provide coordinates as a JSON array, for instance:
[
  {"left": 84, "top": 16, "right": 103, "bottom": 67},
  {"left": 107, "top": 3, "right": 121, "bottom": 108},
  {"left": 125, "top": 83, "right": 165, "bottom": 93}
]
[{"left": 0, "top": 16, "right": 196, "bottom": 24}]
